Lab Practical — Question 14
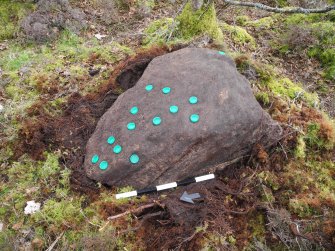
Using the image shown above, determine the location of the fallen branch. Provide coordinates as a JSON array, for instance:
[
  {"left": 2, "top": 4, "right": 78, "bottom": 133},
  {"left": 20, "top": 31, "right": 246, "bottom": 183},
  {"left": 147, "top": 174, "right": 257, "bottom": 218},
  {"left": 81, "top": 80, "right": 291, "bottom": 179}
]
[
  {"left": 221, "top": 0, "right": 335, "bottom": 13},
  {"left": 107, "top": 200, "right": 165, "bottom": 221}
]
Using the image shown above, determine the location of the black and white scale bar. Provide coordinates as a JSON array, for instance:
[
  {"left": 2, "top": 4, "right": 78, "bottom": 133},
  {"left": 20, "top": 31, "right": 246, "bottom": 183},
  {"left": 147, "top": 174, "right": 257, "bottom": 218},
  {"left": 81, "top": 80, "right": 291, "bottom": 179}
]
[{"left": 115, "top": 174, "right": 215, "bottom": 199}]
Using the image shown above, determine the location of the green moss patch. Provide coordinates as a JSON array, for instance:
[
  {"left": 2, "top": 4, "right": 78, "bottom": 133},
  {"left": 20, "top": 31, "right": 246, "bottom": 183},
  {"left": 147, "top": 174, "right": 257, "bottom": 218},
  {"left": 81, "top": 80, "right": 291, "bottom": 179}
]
[
  {"left": 220, "top": 23, "right": 256, "bottom": 48},
  {"left": 176, "top": 1, "right": 223, "bottom": 42},
  {"left": 0, "top": 0, "right": 34, "bottom": 40},
  {"left": 277, "top": 14, "right": 335, "bottom": 80},
  {"left": 143, "top": 17, "right": 175, "bottom": 45}
]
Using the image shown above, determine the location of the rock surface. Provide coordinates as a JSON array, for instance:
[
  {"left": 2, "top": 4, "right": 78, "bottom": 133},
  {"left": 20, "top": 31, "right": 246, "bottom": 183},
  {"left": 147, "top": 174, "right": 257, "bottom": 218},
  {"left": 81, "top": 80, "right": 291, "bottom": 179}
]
[
  {"left": 84, "top": 48, "right": 282, "bottom": 189},
  {"left": 20, "top": 0, "right": 86, "bottom": 43}
]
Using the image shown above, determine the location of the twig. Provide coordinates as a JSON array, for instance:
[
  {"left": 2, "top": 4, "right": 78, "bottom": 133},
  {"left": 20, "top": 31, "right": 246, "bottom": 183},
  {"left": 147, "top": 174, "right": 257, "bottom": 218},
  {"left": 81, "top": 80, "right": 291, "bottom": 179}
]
[
  {"left": 278, "top": 141, "right": 288, "bottom": 160},
  {"left": 221, "top": 0, "right": 335, "bottom": 13},
  {"left": 80, "top": 209, "right": 101, "bottom": 228},
  {"left": 107, "top": 201, "right": 164, "bottom": 221},
  {"left": 46, "top": 231, "right": 64, "bottom": 251}
]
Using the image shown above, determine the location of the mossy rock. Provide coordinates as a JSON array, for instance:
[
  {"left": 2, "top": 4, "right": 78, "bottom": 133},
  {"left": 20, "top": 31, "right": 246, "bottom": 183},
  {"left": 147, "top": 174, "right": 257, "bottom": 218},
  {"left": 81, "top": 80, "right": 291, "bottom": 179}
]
[
  {"left": 220, "top": 22, "right": 256, "bottom": 48},
  {"left": 246, "top": 17, "right": 274, "bottom": 29},
  {"left": 176, "top": 1, "right": 223, "bottom": 43}
]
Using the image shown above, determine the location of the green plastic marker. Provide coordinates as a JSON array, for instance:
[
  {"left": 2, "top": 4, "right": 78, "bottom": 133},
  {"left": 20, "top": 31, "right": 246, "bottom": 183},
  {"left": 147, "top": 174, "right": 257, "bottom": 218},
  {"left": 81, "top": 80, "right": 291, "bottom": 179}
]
[
  {"left": 152, "top": 116, "right": 161, "bottom": 126},
  {"left": 127, "top": 122, "right": 136, "bottom": 130},
  {"left": 162, "top": 87, "right": 171, "bottom": 94},
  {"left": 107, "top": 136, "right": 115, "bottom": 145},
  {"left": 129, "top": 154, "right": 140, "bottom": 164},
  {"left": 189, "top": 96, "right": 198, "bottom": 104},
  {"left": 145, "top": 84, "right": 153, "bottom": 91},
  {"left": 169, "top": 105, "right": 179, "bottom": 114},
  {"left": 99, "top": 161, "right": 108, "bottom": 170},
  {"left": 219, "top": 51, "right": 225, "bottom": 55},
  {"left": 190, "top": 114, "right": 200, "bottom": 123},
  {"left": 113, "top": 145, "right": 122, "bottom": 154},
  {"left": 91, "top": 154, "right": 99, "bottom": 164},
  {"left": 130, "top": 106, "right": 139, "bottom": 115}
]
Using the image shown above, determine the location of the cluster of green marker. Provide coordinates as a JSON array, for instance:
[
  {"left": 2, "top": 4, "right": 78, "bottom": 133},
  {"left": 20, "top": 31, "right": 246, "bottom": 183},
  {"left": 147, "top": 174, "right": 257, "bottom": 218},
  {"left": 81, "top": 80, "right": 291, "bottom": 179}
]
[{"left": 92, "top": 83, "right": 201, "bottom": 170}]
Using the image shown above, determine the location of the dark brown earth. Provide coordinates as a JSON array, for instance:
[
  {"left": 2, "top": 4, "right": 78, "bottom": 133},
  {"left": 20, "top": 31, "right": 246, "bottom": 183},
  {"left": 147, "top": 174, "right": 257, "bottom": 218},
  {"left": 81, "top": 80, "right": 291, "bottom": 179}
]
[{"left": 84, "top": 48, "right": 282, "bottom": 188}]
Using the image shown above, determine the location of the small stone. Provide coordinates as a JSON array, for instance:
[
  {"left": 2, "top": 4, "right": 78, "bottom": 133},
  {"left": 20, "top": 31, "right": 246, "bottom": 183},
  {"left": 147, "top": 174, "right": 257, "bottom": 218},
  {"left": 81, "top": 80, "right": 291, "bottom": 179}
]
[
  {"left": 24, "top": 201, "right": 41, "bottom": 215},
  {"left": 0, "top": 103, "right": 4, "bottom": 113},
  {"left": 94, "top": 34, "right": 107, "bottom": 40},
  {"left": 0, "top": 222, "right": 3, "bottom": 232}
]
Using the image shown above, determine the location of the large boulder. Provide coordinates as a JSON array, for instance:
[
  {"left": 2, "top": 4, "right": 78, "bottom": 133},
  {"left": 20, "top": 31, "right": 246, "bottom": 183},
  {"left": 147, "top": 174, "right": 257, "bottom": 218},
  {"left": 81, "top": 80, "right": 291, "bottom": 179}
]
[{"left": 84, "top": 48, "right": 282, "bottom": 189}]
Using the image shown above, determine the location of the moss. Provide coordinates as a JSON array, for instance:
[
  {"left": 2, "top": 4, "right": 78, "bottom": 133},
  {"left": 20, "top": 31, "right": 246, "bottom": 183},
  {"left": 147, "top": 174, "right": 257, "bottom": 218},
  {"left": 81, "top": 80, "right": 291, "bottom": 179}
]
[
  {"left": 143, "top": 18, "right": 175, "bottom": 45},
  {"left": 260, "top": 185, "right": 275, "bottom": 203},
  {"left": 283, "top": 155, "right": 335, "bottom": 218},
  {"left": 220, "top": 23, "right": 256, "bottom": 48},
  {"left": 304, "top": 121, "right": 335, "bottom": 150},
  {"left": 143, "top": 2, "right": 224, "bottom": 45},
  {"left": 288, "top": 198, "right": 318, "bottom": 217},
  {"left": 235, "top": 15, "right": 250, "bottom": 26},
  {"left": 246, "top": 16, "right": 274, "bottom": 29},
  {"left": 248, "top": 213, "right": 266, "bottom": 240},
  {"left": 294, "top": 135, "right": 306, "bottom": 159},
  {"left": 277, "top": 0, "right": 288, "bottom": 7},
  {"left": 0, "top": 31, "right": 132, "bottom": 150},
  {"left": 234, "top": 55, "right": 319, "bottom": 107},
  {"left": 265, "top": 77, "right": 319, "bottom": 105},
  {"left": 281, "top": 15, "right": 335, "bottom": 80},
  {"left": 258, "top": 171, "right": 280, "bottom": 191},
  {"left": 0, "top": 0, "right": 34, "bottom": 40},
  {"left": 255, "top": 92, "right": 270, "bottom": 105},
  {"left": 33, "top": 198, "right": 84, "bottom": 229},
  {"left": 37, "top": 152, "right": 61, "bottom": 179},
  {"left": 176, "top": 1, "right": 223, "bottom": 43},
  {"left": 136, "top": 0, "right": 155, "bottom": 9}
]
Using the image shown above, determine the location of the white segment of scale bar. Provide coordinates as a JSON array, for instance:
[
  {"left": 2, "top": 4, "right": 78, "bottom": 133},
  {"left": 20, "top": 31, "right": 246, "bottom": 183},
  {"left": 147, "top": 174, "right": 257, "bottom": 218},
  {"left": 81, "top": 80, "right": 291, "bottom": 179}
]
[
  {"left": 195, "top": 174, "right": 215, "bottom": 182},
  {"left": 156, "top": 182, "right": 177, "bottom": 191},
  {"left": 115, "top": 190, "right": 137, "bottom": 199}
]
